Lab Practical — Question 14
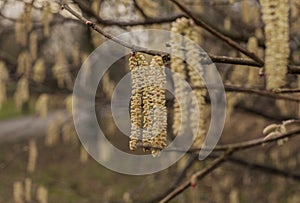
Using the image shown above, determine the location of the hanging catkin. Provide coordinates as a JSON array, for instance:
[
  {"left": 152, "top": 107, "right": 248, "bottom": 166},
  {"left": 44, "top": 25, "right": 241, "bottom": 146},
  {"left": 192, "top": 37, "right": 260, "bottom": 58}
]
[
  {"left": 170, "top": 18, "right": 189, "bottom": 136},
  {"left": 261, "top": 0, "right": 289, "bottom": 90},
  {"left": 171, "top": 17, "right": 206, "bottom": 146},
  {"left": 29, "top": 31, "right": 38, "bottom": 60},
  {"left": 27, "top": 138, "right": 38, "bottom": 173},
  {"left": 14, "top": 76, "right": 29, "bottom": 110},
  {"left": 0, "top": 61, "right": 9, "bottom": 108},
  {"left": 36, "top": 185, "right": 48, "bottom": 203},
  {"left": 24, "top": 178, "right": 32, "bottom": 202},
  {"left": 17, "top": 51, "right": 32, "bottom": 77},
  {"left": 24, "top": 3, "right": 33, "bottom": 32},
  {"left": 41, "top": 2, "right": 53, "bottom": 37},
  {"left": 0, "top": 80, "right": 6, "bottom": 109},
  {"left": 185, "top": 37, "right": 206, "bottom": 147},
  {"left": 13, "top": 181, "right": 24, "bottom": 203},
  {"left": 33, "top": 58, "right": 46, "bottom": 83},
  {"left": 129, "top": 53, "right": 167, "bottom": 156},
  {"left": 35, "top": 94, "right": 49, "bottom": 117},
  {"left": 129, "top": 53, "right": 145, "bottom": 151},
  {"left": 148, "top": 56, "right": 167, "bottom": 157},
  {"left": 15, "top": 16, "right": 27, "bottom": 46},
  {"left": 52, "top": 51, "right": 67, "bottom": 88}
]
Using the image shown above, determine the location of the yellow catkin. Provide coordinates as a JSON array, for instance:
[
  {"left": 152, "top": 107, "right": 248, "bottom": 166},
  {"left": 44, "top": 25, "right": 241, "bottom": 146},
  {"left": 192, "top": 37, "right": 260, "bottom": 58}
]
[
  {"left": 170, "top": 17, "right": 190, "bottom": 136},
  {"left": 102, "top": 72, "right": 115, "bottom": 98},
  {"left": 261, "top": 0, "right": 289, "bottom": 89},
  {"left": 0, "top": 61, "right": 8, "bottom": 108},
  {"left": 62, "top": 122, "right": 75, "bottom": 144},
  {"left": 45, "top": 120, "right": 60, "bottom": 146},
  {"left": 29, "top": 32, "right": 38, "bottom": 60},
  {"left": 241, "top": 0, "right": 250, "bottom": 24},
  {"left": 0, "top": 61, "right": 9, "bottom": 81},
  {"left": 33, "top": 58, "right": 46, "bottom": 83},
  {"left": 0, "top": 80, "right": 7, "bottom": 109},
  {"left": 72, "top": 43, "right": 80, "bottom": 67},
  {"left": 36, "top": 185, "right": 48, "bottom": 203},
  {"left": 24, "top": 178, "right": 32, "bottom": 202},
  {"left": 247, "top": 37, "right": 259, "bottom": 86},
  {"left": 35, "top": 94, "right": 49, "bottom": 117},
  {"left": 14, "top": 77, "right": 29, "bottom": 110},
  {"left": 41, "top": 2, "right": 53, "bottom": 37},
  {"left": 186, "top": 40, "right": 206, "bottom": 147},
  {"left": 15, "top": 16, "right": 27, "bottom": 46},
  {"left": 80, "top": 146, "right": 89, "bottom": 162},
  {"left": 65, "top": 95, "right": 73, "bottom": 114},
  {"left": 129, "top": 53, "right": 167, "bottom": 155},
  {"left": 92, "top": 0, "right": 100, "bottom": 14},
  {"left": 13, "top": 181, "right": 24, "bottom": 203},
  {"left": 148, "top": 56, "right": 167, "bottom": 156},
  {"left": 224, "top": 17, "right": 231, "bottom": 30},
  {"left": 27, "top": 138, "right": 38, "bottom": 173},
  {"left": 24, "top": 3, "right": 32, "bottom": 32},
  {"left": 17, "top": 51, "right": 32, "bottom": 77},
  {"left": 52, "top": 52, "right": 67, "bottom": 88},
  {"left": 128, "top": 53, "right": 146, "bottom": 151}
]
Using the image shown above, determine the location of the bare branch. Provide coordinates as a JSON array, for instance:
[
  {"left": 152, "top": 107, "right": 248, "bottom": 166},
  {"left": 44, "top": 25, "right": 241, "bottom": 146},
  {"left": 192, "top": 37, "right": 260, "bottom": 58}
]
[
  {"left": 190, "top": 128, "right": 300, "bottom": 152},
  {"left": 193, "top": 84, "right": 300, "bottom": 102},
  {"left": 73, "top": 0, "right": 185, "bottom": 26},
  {"left": 159, "top": 149, "right": 234, "bottom": 203},
  {"left": 227, "top": 156, "right": 300, "bottom": 182}
]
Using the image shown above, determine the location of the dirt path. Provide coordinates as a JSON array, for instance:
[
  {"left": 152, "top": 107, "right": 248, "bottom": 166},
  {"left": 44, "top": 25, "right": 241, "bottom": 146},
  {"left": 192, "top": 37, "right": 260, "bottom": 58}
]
[{"left": 0, "top": 111, "right": 68, "bottom": 143}]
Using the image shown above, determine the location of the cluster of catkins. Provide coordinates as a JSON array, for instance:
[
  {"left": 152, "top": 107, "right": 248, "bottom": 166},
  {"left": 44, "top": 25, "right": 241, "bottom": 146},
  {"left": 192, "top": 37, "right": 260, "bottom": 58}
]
[
  {"left": 129, "top": 53, "right": 167, "bottom": 157},
  {"left": 261, "top": 0, "right": 289, "bottom": 90},
  {"left": 170, "top": 17, "right": 206, "bottom": 147}
]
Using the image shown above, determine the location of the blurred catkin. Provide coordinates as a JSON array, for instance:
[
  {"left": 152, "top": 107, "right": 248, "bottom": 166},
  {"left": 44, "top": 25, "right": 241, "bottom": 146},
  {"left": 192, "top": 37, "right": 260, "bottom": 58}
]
[
  {"left": 36, "top": 185, "right": 48, "bottom": 203},
  {"left": 261, "top": 0, "right": 290, "bottom": 89},
  {"left": 33, "top": 58, "right": 46, "bottom": 83},
  {"left": 24, "top": 178, "right": 32, "bottom": 202},
  {"left": 14, "top": 77, "right": 29, "bottom": 110},
  {"left": 170, "top": 17, "right": 189, "bottom": 136},
  {"left": 13, "top": 181, "right": 24, "bottom": 203},
  {"left": 27, "top": 138, "right": 38, "bottom": 173},
  {"left": 41, "top": 2, "right": 53, "bottom": 37},
  {"left": 0, "top": 61, "right": 8, "bottom": 109},
  {"left": 35, "top": 94, "right": 49, "bottom": 118}
]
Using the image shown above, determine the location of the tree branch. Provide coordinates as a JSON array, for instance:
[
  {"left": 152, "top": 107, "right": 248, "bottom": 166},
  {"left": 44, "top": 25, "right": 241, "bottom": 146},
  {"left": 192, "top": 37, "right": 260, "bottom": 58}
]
[
  {"left": 132, "top": 0, "right": 150, "bottom": 20},
  {"left": 159, "top": 149, "right": 234, "bottom": 203},
  {"left": 73, "top": 0, "right": 185, "bottom": 26},
  {"left": 189, "top": 128, "right": 300, "bottom": 153},
  {"left": 227, "top": 156, "right": 300, "bottom": 181},
  {"left": 193, "top": 84, "right": 300, "bottom": 102}
]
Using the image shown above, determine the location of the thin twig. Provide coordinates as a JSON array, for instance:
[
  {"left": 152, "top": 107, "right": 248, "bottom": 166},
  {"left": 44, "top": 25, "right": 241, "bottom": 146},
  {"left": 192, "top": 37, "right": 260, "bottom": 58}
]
[
  {"left": 227, "top": 156, "right": 300, "bottom": 181},
  {"left": 209, "top": 54, "right": 261, "bottom": 66},
  {"left": 189, "top": 128, "right": 300, "bottom": 153},
  {"left": 192, "top": 84, "right": 300, "bottom": 102},
  {"left": 62, "top": 3, "right": 166, "bottom": 56},
  {"left": 132, "top": 0, "right": 150, "bottom": 20},
  {"left": 159, "top": 149, "right": 234, "bottom": 203},
  {"left": 73, "top": 0, "right": 185, "bottom": 26},
  {"left": 273, "top": 88, "right": 300, "bottom": 94}
]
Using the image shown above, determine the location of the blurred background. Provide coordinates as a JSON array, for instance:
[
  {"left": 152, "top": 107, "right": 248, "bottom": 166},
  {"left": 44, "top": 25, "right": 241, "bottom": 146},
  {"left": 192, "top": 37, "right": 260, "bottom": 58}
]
[{"left": 0, "top": 0, "right": 299, "bottom": 202}]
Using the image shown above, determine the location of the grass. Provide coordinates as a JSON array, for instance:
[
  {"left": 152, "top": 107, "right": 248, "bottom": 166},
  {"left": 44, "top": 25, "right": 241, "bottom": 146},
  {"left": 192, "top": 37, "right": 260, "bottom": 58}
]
[{"left": 0, "top": 99, "right": 34, "bottom": 120}]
